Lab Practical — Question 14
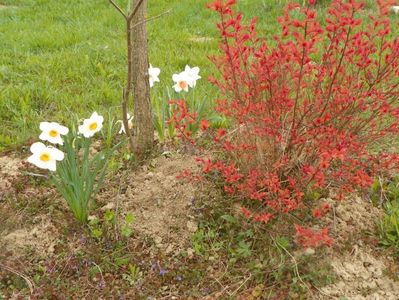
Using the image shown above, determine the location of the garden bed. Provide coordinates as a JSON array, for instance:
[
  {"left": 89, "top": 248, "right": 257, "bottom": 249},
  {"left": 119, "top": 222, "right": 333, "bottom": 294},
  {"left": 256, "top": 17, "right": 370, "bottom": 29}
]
[{"left": 1, "top": 149, "right": 398, "bottom": 299}]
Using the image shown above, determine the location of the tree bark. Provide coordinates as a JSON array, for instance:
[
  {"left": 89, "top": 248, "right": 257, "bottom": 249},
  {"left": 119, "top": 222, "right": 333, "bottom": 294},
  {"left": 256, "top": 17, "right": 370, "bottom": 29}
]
[{"left": 130, "top": 0, "right": 153, "bottom": 156}]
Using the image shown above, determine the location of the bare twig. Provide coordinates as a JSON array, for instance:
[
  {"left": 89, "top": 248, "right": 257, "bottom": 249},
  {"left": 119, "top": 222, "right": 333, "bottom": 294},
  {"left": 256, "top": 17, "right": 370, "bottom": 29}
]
[
  {"left": 108, "top": 0, "right": 127, "bottom": 19},
  {"left": 0, "top": 264, "right": 34, "bottom": 294},
  {"left": 130, "top": 9, "right": 172, "bottom": 30},
  {"left": 23, "top": 171, "right": 49, "bottom": 178},
  {"left": 127, "top": 0, "right": 145, "bottom": 22},
  {"left": 228, "top": 274, "right": 252, "bottom": 296},
  {"left": 92, "top": 261, "right": 105, "bottom": 283},
  {"left": 272, "top": 237, "right": 317, "bottom": 297},
  {"left": 56, "top": 253, "right": 74, "bottom": 281}
]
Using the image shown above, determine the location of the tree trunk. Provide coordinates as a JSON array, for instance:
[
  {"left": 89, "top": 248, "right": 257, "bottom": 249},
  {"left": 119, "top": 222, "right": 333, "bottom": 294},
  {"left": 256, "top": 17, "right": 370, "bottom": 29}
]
[{"left": 130, "top": 0, "right": 153, "bottom": 156}]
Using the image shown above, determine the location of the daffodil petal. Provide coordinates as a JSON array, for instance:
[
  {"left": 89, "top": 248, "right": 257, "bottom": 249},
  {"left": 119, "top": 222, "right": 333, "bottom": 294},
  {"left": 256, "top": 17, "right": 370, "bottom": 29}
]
[
  {"left": 58, "top": 125, "right": 69, "bottom": 135},
  {"left": 50, "top": 147, "right": 65, "bottom": 161},
  {"left": 30, "top": 142, "right": 47, "bottom": 154},
  {"left": 39, "top": 122, "right": 51, "bottom": 132}
]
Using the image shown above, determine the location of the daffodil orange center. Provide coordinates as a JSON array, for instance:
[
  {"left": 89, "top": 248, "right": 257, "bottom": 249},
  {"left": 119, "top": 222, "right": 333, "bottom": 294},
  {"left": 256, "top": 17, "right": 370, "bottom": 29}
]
[
  {"left": 179, "top": 81, "right": 188, "bottom": 89},
  {"left": 89, "top": 122, "right": 98, "bottom": 131},
  {"left": 49, "top": 130, "right": 58, "bottom": 137},
  {"left": 40, "top": 153, "right": 50, "bottom": 162}
]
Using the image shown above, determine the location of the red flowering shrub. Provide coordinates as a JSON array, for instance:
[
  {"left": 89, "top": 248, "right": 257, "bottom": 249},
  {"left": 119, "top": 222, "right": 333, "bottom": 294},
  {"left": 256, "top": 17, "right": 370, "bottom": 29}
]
[{"left": 204, "top": 0, "right": 399, "bottom": 247}]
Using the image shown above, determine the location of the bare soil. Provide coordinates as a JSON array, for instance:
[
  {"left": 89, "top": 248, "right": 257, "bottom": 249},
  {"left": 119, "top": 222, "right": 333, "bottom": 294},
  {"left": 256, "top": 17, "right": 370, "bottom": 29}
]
[
  {"left": 320, "top": 245, "right": 399, "bottom": 299},
  {"left": 97, "top": 153, "right": 201, "bottom": 254},
  {"left": 0, "top": 155, "right": 22, "bottom": 192},
  {"left": 317, "top": 196, "right": 399, "bottom": 299},
  {"left": 0, "top": 154, "right": 58, "bottom": 258}
]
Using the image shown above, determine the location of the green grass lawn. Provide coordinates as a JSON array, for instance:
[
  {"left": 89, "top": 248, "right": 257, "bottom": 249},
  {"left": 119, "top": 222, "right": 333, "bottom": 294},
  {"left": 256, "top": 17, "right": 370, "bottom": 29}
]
[
  {"left": 0, "top": 0, "right": 396, "bottom": 150},
  {"left": 0, "top": 0, "right": 257, "bottom": 149},
  {"left": 0, "top": 0, "right": 308, "bottom": 150}
]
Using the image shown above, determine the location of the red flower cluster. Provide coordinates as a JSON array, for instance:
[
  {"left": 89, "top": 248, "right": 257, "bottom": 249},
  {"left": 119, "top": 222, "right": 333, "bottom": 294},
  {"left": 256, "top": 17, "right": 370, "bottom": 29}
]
[
  {"left": 312, "top": 203, "right": 330, "bottom": 219},
  {"left": 294, "top": 224, "right": 333, "bottom": 248},
  {"left": 204, "top": 0, "right": 399, "bottom": 247}
]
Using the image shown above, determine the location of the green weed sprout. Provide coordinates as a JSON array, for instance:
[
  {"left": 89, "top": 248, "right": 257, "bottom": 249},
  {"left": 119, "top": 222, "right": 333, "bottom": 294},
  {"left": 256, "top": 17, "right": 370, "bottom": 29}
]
[
  {"left": 380, "top": 200, "right": 399, "bottom": 252},
  {"left": 152, "top": 86, "right": 177, "bottom": 142},
  {"left": 374, "top": 177, "right": 399, "bottom": 253}
]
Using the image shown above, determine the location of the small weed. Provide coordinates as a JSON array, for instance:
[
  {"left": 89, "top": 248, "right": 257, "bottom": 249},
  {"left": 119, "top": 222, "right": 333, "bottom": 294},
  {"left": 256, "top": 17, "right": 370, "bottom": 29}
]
[
  {"left": 122, "top": 264, "right": 143, "bottom": 286},
  {"left": 372, "top": 177, "right": 399, "bottom": 254},
  {"left": 88, "top": 210, "right": 135, "bottom": 242}
]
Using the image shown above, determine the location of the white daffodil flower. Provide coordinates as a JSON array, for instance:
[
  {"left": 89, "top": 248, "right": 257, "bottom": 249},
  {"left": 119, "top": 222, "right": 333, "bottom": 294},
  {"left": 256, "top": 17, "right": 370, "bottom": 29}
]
[
  {"left": 78, "top": 112, "right": 104, "bottom": 138},
  {"left": 27, "top": 142, "right": 64, "bottom": 171},
  {"left": 172, "top": 72, "right": 190, "bottom": 93},
  {"left": 39, "top": 122, "right": 69, "bottom": 145},
  {"left": 148, "top": 64, "right": 160, "bottom": 88},
  {"left": 183, "top": 65, "right": 201, "bottom": 87},
  {"left": 392, "top": 6, "right": 399, "bottom": 14},
  {"left": 118, "top": 113, "right": 134, "bottom": 134}
]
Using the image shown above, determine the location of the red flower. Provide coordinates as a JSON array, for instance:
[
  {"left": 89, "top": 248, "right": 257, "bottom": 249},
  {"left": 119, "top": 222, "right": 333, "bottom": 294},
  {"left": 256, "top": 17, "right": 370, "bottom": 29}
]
[
  {"left": 295, "top": 224, "right": 333, "bottom": 248},
  {"left": 214, "top": 129, "right": 227, "bottom": 142},
  {"left": 200, "top": 119, "right": 210, "bottom": 131},
  {"left": 254, "top": 213, "right": 274, "bottom": 223},
  {"left": 312, "top": 203, "right": 330, "bottom": 219},
  {"left": 240, "top": 207, "right": 252, "bottom": 218}
]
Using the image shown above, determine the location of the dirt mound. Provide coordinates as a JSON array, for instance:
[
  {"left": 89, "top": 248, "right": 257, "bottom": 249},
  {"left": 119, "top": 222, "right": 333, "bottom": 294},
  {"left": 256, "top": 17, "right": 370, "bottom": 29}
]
[
  {"left": 0, "top": 154, "right": 59, "bottom": 259},
  {"left": 2, "top": 218, "right": 59, "bottom": 258},
  {"left": 319, "top": 245, "right": 399, "bottom": 299},
  {"left": 328, "top": 196, "right": 383, "bottom": 241},
  {"left": 317, "top": 197, "right": 399, "bottom": 299},
  {"left": 98, "top": 153, "right": 200, "bottom": 252},
  {"left": 0, "top": 155, "right": 23, "bottom": 196},
  {"left": 0, "top": 155, "right": 26, "bottom": 241},
  {"left": 1, "top": 151, "right": 201, "bottom": 260}
]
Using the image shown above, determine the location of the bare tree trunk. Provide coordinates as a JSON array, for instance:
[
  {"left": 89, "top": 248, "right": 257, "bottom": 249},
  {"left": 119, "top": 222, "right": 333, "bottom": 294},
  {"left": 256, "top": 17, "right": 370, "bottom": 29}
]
[
  {"left": 130, "top": 0, "right": 153, "bottom": 156},
  {"left": 109, "top": 0, "right": 153, "bottom": 157}
]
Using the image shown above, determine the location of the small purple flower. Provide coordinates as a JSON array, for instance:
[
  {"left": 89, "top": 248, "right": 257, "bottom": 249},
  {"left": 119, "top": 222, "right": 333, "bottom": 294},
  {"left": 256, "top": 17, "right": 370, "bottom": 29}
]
[
  {"left": 97, "top": 280, "right": 106, "bottom": 289},
  {"left": 156, "top": 261, "right": 167, "bottom": 276},
  {"left": 175, "top": 275, "right": 183, "bottom": 281},
  {"left": 159, "top": 268, "right": 167, "bottom": 276},
  {"left": 79, "top": 235, "right": 87, "bottom": 245}
]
